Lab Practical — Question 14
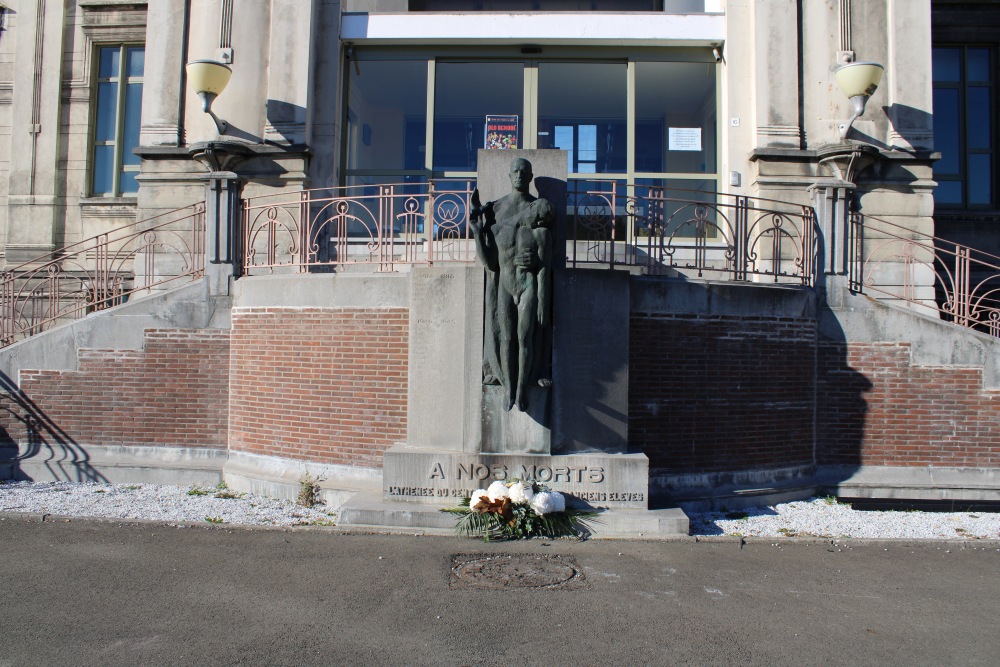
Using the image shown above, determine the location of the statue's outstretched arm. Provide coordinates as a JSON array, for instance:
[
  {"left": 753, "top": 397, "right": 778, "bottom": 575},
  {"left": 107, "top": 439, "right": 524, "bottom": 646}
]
[{"left": 469, "top": 188, "right": 499, "bottom": 271}]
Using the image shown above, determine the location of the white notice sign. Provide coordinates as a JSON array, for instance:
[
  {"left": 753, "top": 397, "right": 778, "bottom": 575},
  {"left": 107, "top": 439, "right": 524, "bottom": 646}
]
[{"left": 669, "top": 127, "right": 702, "bottom": 152}]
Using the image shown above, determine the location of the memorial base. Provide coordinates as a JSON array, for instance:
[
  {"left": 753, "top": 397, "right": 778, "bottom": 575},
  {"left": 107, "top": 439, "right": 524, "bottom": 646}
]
[
  {"left": 382, "top": 444, "right": 650, "bottom": 509},
  {"left": 481, "top": 385, "right": 551, "bottom": 454},
  {"left": 337, "top": 492, "right": 690, "bottom": 538},
  {"left": 335, "top": 441, "right": 689, "bottom": 538}
]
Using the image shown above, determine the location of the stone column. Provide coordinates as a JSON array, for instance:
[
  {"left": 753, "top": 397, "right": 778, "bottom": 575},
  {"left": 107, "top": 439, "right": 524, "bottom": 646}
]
[
  {"left": 811, "top": 144, "right": 878, "bottom": 277},
  {"left": 191, "top": 141, "right": 252, "bottom": 296},
  {"left": 4, "top": 0, "right": 68, "bottom": 266},
  {"left": 264, "top": 0, "right": 315, "bottom": 146},
  {"left": 139, "top": 0, "right": 188, "bottom": 147},
  {"left": 751, "top": 0, "right": 802, "bottom": 148},
  {"left": 308, "top": 1, "right": 344, "bottom": 188},
  {"left": 885, "top": 0, "right": 933, "bottom": 151},
  {"left": 203, "top": 173, "right": 243, "bottom": 296}
]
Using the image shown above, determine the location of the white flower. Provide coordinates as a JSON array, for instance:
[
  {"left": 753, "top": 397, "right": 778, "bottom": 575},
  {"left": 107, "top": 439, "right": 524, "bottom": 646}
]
[
  {"left": 486, "top": 480, "right": 509, "bottom": 501},
  {"left": 531, "top": 491, "right": 566, "bottom": 515},
  {"left": 469, "top": 489, "right": 490, "bottom": 509},
  {"left": 507, "top": 481, "right": 535, "bottom": 505}
]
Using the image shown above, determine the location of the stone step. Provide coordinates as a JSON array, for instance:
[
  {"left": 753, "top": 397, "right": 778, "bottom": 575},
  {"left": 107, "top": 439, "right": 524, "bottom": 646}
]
[{"left": 338, "top": 492, "right": 689, "bottom": 539}]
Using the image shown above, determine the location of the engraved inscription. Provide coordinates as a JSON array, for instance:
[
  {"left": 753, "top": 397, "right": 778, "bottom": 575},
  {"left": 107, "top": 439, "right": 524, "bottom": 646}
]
[
  {"left": 397, "top": 460, "right": 641, "bottom": 506},
  {"left": 432, "top": 462, "right": 605, "bottom": 484}
]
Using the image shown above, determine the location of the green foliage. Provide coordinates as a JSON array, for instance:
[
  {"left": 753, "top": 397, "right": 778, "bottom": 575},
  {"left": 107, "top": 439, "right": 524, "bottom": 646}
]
[
  {"left": 187, "top": 486, "right": 211, "bottom": 496},
  {"left": 441, "top": 504, "right": 597, "bottom": 542},
  {"left": 297, "top": 472, "right": 322, "bottom": 508},
  {"left": 204, "top": 516, "right": 224, "bottom": 524},
  {"left": 293, "top": 516, "right": 337, "bottom": 527},
  {"left": 213, "top": 482, "right": 244, "bottom": 500}
]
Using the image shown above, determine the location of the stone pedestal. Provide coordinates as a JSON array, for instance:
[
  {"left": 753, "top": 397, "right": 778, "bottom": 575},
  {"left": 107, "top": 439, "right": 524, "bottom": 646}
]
[
  {"left": 334, "top": 153, "right": 688, "bottom": 537},
  {"left": 481, "top": 385, "right": 550, "bottom": 454},
  {"left": 382, "top": 444, "right": 650, "bottom": 510}
]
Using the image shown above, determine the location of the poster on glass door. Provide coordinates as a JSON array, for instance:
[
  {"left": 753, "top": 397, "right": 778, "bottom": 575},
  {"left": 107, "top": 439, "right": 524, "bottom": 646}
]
[{"left": 485, "top": 115, "right": 519, "bottom": 150}]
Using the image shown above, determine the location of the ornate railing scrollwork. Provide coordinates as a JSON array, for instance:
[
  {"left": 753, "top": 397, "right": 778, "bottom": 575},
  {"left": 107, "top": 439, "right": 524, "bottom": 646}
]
[{"left": 0, "top": 203, "right": 206, "bottom": 348}]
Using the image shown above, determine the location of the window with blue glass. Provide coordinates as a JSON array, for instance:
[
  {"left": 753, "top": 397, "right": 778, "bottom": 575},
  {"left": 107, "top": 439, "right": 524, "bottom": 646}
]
[
  {"left": 933, "top": 46, "right": 995, "bottom": 208},
  {"left": 91, "top": 45, "right": 144, "bottom": 196}
]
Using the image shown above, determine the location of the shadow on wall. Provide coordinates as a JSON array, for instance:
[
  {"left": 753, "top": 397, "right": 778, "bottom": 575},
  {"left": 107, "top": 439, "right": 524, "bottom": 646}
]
[
  {"left": 265, "top": 99, "right": 307, "bottom": 146},
  {"left": 846, "top": 104, "right": 932, "bottom": 155},
  {"left": 629, "top": 275, "right": 873, "bottom": 505},
  {"left": 882, "top": 103, "right": 933, "bottom": 151},
  {"left": 815, "top": 293, "right": 874, "bottom": 476},
  {"left": 0, "top": 372, "right": 107, "bottom": 483}
]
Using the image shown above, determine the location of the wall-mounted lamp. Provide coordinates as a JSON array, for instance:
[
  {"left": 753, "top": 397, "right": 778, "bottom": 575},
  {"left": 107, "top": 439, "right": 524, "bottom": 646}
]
[
  {"left": 835, "top": 61, "right": 884, "bottom": 140},
  {"left": 186, "top": 59, "right": 233, "bottom": 135}
]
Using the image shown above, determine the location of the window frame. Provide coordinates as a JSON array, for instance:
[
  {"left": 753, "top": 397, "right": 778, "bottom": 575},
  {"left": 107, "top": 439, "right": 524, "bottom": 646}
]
[
  {"left": 89, "top": 43, "right": 144, "bottom": 198},
  {"left": 342, "top": 48, "right": 720, "bottom": 245},
  {"left": 932, "top": 44, "right": 997, "bottom": 210},
  {"left": 342, "top": 49, "right": 719, "bottom": 178}
]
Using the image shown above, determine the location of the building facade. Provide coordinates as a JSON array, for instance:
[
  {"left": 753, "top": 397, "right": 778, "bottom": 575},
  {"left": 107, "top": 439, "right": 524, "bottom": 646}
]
[{"left": 1, "top": 1, "right": 998, "bottom": 519}]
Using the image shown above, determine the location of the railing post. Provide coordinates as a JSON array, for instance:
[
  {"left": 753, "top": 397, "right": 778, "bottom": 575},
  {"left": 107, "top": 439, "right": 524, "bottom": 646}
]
[
  {"left": 954, "top": 246, "right": 971, "bottom": 327},
  {"left": 204, "top": 173, "right": 244, "bottom": 296},
  {"left": 428, "top": 180, "right": 437, "bottom": 266},
  {"left": 0, "top": 271, "right": 12, "bottom": 345},
  {"left": 608, "top": 185, "right": 616, "bottom": 270},
  {"left": 734, "top": 196, "right": 749, "bottom": 281},
  {"left": 804, "top": 206, "right": 818, "bottom": 287},
  {"left": 190, "top": 141, "right": 252, "bottom": 294},
  {"left": 297, "top": 190, "right": 309, "bottom": 271},
  {"left": 809, "top": 181, "right": 854, "bottom": 277}
]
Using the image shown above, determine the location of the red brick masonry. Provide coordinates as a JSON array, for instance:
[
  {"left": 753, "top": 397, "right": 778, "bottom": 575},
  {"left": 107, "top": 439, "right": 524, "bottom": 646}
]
[
  {"left": 229, "top": 308, "right": 408, "bottom": 468},
  {"left": 11, "top": 329, "right": 230, "bottom": 448},
  {"left": 818, "top": 342, "right": 1000, "bottom": 468},
  {"left": 2, "top": 312, "right": 996, "bottom": 477},
  {"left": 630, "top": 314, "right": 816, "bottom": 472}
]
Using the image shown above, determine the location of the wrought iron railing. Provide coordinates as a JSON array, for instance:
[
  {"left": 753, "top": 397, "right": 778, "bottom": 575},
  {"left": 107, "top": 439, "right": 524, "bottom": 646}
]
[
  {"left": 241, "top": 180, "right": 819, "bottom": 285},
  {"left": 566, "top": 182, "right": 818, "bottom": 284},
  {"left": 241, "top": 181, "right": 477, "bottom": 274},
  {"left": 0, "top": 204, "right": 205, "bottom": 347},
  {"left": 849, "top": 212, "right": 1000, "bottom": 337}
]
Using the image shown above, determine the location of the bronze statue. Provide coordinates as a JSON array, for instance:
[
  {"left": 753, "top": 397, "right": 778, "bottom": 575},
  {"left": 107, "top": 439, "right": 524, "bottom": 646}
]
[{"left": 470, "top": 158, "right": 555, "bottom": 412}]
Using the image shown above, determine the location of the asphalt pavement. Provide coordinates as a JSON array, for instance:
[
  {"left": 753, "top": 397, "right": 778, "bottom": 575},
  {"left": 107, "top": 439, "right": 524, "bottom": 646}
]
[{"left": 1, "top": 515, "right": 997, "bottom": 666}]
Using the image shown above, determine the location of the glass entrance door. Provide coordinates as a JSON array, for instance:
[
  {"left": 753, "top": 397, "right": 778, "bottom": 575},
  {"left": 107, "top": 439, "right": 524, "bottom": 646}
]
[
  {"left": 537, "top": 62, "right": 627, "bottom": 175},
  {"left": 433, "top": 61, "right": 525, "bottom": 174},
  {"left": 342, "top": 52, "right": 718, "bottom": 241}
]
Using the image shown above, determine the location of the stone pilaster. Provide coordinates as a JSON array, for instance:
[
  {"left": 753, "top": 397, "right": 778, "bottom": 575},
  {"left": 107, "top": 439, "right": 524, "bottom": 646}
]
[
  {"left": 139, "top": 0, "right": 188, "bottom": 147},
  {"left": 885, "top": 0, "right": 933, "bottom": 151},
  {"left": 751, "top": 0, "right": 802, "bottom": 148},
  {"left": 264, "top": 0, "right": 315, "bottom": 146},
  {"left": 5, "top": 0, "right": 68, "bottom": 266}
]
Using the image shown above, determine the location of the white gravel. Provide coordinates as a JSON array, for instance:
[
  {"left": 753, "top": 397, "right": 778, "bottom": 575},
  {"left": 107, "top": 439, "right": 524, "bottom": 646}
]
[
  {"left": 0, "top": 480, "right": 337, "bottom": 527},
  {"left": 3, "top": 482, "right": 999, "bottom": 539},
  {"left": 691, "top": 497, "right": 1000, "bottom": 540}
]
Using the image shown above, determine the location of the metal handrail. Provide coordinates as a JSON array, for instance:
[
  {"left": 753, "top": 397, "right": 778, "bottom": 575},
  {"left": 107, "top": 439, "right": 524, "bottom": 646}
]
[
  {"left": 565, "top": 181, "right": 817, "bottom": 284},
  {"left": 849, "top": 212, "right": 1000, "bottom": 337},
  {"left": 0, "top": 203, "right": 206, "bottom": 347},
  {"left": 241, "top": 180, "right": 819, "bottom": 285}
]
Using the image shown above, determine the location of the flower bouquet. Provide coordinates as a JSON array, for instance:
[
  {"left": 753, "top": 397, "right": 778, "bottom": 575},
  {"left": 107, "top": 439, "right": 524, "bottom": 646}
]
[{"left": 441, "top": 480, "right": 597, "bottom": 541}]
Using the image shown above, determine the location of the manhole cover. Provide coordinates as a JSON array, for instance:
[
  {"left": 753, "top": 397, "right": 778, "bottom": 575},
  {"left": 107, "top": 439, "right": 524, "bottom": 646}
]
[{"left": 449, "top": 553, "right": 586, "bottom": 590}]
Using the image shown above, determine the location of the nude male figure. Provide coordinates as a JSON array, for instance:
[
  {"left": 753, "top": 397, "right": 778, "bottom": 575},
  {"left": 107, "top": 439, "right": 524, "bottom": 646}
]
[{"left": 470, "top": 158, "right": 555, "bottom": 411}]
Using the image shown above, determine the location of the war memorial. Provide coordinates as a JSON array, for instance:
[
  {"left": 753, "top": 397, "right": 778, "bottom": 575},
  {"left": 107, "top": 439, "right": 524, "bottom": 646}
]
[{"left": 2, "top": 2, "right": 1000, "bottom": 534}]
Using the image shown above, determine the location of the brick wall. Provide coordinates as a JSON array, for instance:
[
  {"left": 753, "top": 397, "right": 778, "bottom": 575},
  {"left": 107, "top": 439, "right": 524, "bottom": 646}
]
[
  {"left": 629, "top": 314, "right": 816, "bottom": 473},
  {"left": 818, "top": 342, "right": 1000, "bottom": 467},
  {"left": 0, "top": 329, "right": 230, "bottom": 449},
  {"left": 229, "top": 307, "right": 408, "bottom": 468}
]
